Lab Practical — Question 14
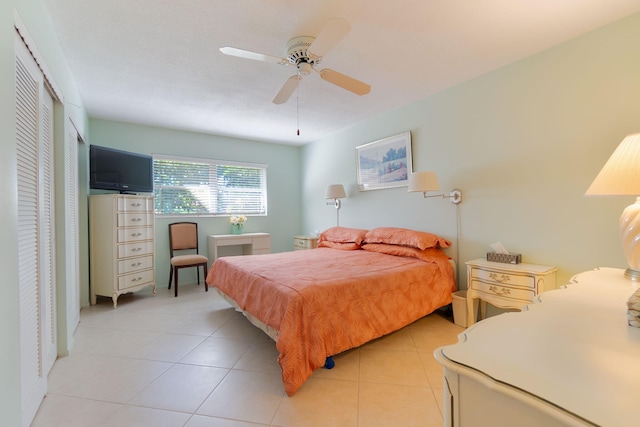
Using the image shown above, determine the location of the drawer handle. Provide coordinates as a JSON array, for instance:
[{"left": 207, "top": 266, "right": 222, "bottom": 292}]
[
  {"left": 130, "top": 262, "right": 142, "bottom": 267},
  {"left": 489, "top": 272, "right": 511, "bottom": 283},
  {"left": 130, "top": 203, "right": 142, "bottom": 207},
  {"left": 131, "top": 247, "right": 142, "bottom": 253},
  {"left": 489, "top": 285, "right": 511, "bottom": 296},
  {"left": 131, "top": 276, "right": 143, "bottom": 282},
  {"left": 131, "top": 232, "right": 143, "bottom": 237},
  {"left": 130, "top": 217, "right": 143, "bottom": 222}
]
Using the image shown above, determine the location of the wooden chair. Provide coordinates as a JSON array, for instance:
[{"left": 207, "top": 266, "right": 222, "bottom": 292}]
[{"left": 168, "top": 222, "right": 209, "bottom": 297}]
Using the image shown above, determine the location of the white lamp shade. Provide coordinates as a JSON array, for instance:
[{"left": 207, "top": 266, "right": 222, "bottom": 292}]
[
  {"left": 408, "top": 171, "right": 440, "bottom": 193},
  {"left": 325, "top": 184, "right": 346, "bottom": 199},
  {"left": 585, "top": 131, "right": 640, "bottom": 281},
  {"left": 586, "top": 132, "right": 640, "bottom": 196}
]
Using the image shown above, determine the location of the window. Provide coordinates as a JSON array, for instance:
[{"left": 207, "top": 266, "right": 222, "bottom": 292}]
[{"left": 153, "top": 154, "right": 267, "bottom": 216}]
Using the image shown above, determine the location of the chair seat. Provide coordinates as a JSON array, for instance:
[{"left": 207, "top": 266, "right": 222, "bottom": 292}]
[{"left": 171, "top": 254, "right": 208, "bottom": 267}]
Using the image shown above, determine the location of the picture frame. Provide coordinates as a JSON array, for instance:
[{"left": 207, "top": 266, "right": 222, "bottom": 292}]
[{"left": 356, "top": 131, "right": 412, "bottom": 191}]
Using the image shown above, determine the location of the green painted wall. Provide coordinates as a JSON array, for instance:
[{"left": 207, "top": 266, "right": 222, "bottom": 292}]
[
  {"left": 302, "top": 12, "right": 640, "bottom": 290},
  {"left": 88, "top": 119, "right": 301, "bottom": 293}
]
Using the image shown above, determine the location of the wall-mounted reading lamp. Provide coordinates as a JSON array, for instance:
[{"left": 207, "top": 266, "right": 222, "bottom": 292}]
[
  {"left": 408, "top": 171, "right": 462, "bottom": 204},
  {"left": 325, "top": 184, "right": 347, "bottom": 226},
  {"left": 409, "top": 171, "right": 462, "bottom": 287}
]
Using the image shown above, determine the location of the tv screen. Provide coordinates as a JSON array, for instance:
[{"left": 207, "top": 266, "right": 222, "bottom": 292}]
[{"left": 89, "top": 145, "right": 153, "bottom": 193}]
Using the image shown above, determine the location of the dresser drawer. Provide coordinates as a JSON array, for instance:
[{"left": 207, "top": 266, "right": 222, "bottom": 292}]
[
  {"left": 117, "top": 196, "right": 153, "bottom": 212},
  {"left": 117, "top": 226, "right": 153, "bottom": 243},
  {"left": 118, "top": 268, "right": 154, "bottom": 290},
  {"left": 117, "top": 212, "right": 154, "bottom": 227},
  {"left": 118, "top": 255, "right": 154, "bottom": 274},
  {"left": 470, "top": 267, "right": 535, "bottom": 289},
  {"left": 471, "top": 279, "right": 536, "bottom": 303},
  {"left": 118, "top": 241, "right": 154, "bottom": 259}
]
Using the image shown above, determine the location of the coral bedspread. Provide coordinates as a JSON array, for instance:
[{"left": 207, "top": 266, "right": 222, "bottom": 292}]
[{"left": 205, "top": 247, "right": 455, "bottom": 395}]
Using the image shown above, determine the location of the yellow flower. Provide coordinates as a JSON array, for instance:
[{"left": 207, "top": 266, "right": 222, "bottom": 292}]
[{"left": 229, "top": 215, "right": 247, "bottom": 225}]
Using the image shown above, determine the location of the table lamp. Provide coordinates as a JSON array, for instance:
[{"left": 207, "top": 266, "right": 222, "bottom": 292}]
[{"left": 585, "top": 132, "right": 640, "bottom": 281}]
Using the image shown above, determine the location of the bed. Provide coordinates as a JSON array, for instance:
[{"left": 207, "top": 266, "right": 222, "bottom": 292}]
[{"left": 205, "top": 226, "right": 456, "bottom": 395}]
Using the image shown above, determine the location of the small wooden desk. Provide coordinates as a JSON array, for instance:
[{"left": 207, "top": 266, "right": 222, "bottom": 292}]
[{"left": 207, "top": 233, "right": 271, "bottom": 267}]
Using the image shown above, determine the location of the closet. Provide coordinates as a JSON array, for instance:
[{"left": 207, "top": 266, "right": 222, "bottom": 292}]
[{"left": 15, "top": 32, "right": 57, "bottom": 426}]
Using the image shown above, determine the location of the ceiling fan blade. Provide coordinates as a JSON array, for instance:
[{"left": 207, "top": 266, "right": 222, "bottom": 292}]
[
  {"left": 219, "top": 47, "right": 289, "bottom": 65},
  {"left": 308, "top": 18, "right": 351, "bottom": 57},
  {"left": 319, "top": 68, "right": 371, "bottom": 96},
  {"left": 273, "top": 75, "right": 301, "bottom": 104}
]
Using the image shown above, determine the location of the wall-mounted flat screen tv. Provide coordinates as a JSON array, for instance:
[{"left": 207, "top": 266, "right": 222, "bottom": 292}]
[{"left": 89, "top": 145, "right": 153, "bottom": 193}]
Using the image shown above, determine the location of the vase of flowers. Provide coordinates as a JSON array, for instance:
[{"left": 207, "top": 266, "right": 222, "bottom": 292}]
[{"left": 229, "top": 215, "right": 247, "bottom": 234}]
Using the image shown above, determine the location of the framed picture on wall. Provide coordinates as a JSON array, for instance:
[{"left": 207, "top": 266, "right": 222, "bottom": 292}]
[{"left": 356, "top": 131, "right": 412, "bottom": 191}]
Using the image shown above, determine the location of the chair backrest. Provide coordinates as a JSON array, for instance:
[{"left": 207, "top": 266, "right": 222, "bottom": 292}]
[{"left": 168, "top": 222, "right": 200, "bottom": 257}]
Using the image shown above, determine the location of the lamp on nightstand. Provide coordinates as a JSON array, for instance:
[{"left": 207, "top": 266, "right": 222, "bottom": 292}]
[
  {"left": 325, "top": 184, "right": 346, "bottom": 226},
  {"left": 586, "top": 132, "right": 640, "bottom": 281}
]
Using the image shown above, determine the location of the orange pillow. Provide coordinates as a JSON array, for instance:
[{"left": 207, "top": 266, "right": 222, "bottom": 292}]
[
  {"left": 318, "top": 226, "right": 369, "bottom": 245},
  {"left": 364, "top": 227, "right": 451, "bottom": 249},
  {"left": 362, "top": 243, "right": 451, "bottom": 262},
  {"left": 317, "top": 241, "right": 362, "bottom": 250}
]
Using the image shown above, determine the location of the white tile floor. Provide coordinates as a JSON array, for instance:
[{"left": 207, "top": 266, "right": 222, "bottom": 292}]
[{"left": 32, "top": 282, "right": 464, "bottom": 427}]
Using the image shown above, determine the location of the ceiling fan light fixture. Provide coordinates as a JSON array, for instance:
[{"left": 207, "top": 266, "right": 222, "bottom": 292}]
[{"left": 297, "top": 61, "right": 312, "bottom": 76}]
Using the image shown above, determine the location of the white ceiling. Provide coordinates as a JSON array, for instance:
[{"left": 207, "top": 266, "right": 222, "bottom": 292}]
[{"left": 43, "top": 0, "right": 640, "bottom": 146}]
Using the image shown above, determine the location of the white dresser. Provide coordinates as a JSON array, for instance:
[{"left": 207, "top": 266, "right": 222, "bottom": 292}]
[
  {"left": 436, "top": 267, "right": 640, "bottom": 427},
  {"left": 89, "top": 194, "right": 156, "bottom": 307}
]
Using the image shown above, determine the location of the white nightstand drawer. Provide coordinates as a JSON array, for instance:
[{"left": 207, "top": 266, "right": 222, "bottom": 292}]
[
  {"left": 294, "top": 235, "right": 318, "bottom": 250},
  {"left": 471, "top": 279, "right": 536, "bottom": 302},
  {"left": 470, "top": 267, "right": 535, "bottom": 289}
]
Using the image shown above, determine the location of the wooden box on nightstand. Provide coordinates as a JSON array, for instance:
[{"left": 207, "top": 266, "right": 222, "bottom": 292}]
[{"left": 293, "top": 235, "right": 319, "bottom": 250}]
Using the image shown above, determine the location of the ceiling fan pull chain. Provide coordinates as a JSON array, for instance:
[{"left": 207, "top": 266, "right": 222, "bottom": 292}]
[{"left": 296, "top": 82, "right": 300, "bottom": 136}]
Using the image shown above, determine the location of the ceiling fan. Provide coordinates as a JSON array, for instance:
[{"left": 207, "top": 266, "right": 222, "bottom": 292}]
[{"left": 220, "top": 18, "right": 371, "bottom": 105}]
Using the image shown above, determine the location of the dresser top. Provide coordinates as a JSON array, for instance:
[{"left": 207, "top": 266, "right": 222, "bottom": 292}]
[{"left": 439, "top": 267, "right": 640, "bottom": 426}]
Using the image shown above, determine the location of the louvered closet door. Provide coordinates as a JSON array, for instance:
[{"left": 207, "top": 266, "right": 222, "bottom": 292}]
[
  {"left": 67, "top": 130, "right": 80, "bottom": 330},
  {"left": 16, "top": 35, "right": 56, "bottom": 427}
]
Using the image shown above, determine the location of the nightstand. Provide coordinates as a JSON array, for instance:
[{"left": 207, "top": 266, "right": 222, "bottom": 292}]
[
  {"left": 466, "top": 258, "right": 557, "bottom": 326},
  {"left": 293, "top": 235, "right": 318, "bottom": 251}
]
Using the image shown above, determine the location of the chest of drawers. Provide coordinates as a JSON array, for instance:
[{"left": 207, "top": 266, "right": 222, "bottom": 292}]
[
  {"left": 90, "top": 194, "right": 156, "bottom": 307},
  {"left": 466, "top": 258, "right": 556, "bottom": 325}
]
